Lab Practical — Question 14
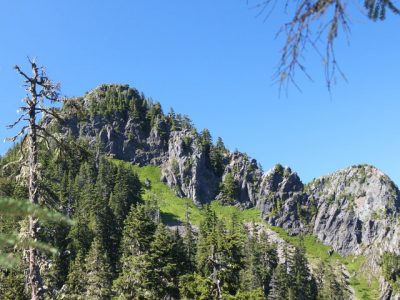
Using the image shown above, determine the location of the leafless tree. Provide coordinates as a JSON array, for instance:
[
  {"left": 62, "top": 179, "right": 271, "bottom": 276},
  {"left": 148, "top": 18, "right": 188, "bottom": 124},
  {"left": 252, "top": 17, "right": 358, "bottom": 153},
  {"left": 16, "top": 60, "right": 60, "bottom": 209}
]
[
  {"left": 6, "top": 58, "right": 64, "bottom": 300},
  {"left": 248, "top": 0, "right": 399, "bottom": 92}
]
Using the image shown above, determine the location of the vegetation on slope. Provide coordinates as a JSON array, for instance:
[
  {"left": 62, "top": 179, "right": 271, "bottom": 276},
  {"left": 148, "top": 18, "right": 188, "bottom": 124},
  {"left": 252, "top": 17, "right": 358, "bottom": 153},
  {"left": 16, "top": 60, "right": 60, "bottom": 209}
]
[{"left": 126, "top": 161, "right": 380, "bottom": 299}]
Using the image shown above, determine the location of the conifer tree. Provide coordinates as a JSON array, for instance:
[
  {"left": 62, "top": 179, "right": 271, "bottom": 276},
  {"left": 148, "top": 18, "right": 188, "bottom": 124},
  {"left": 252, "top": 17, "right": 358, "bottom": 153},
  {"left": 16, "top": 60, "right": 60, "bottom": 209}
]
[
  {"left": 287, "top": 242, "right": 317, "bottom": 300},
  {"left": 220, "top": 172, "right": 238, "bottom": 204},
  {"left": 317, "top": 261, "right": 347, "bottom": 300},
  {"left": 147, "top": 224, "right": 182, "bottom": 299},
  {"left": 66, "top": 251, "right": 86, "bottom": 299},
  {"left": 113, "top": 204, "right": 157, "bottom": 297},
  {"left": 183, "top": 204, "right": 196, "bottom": 272},
  {"left": 84, "top": 238, "right": 113, "bottom": 300},
  {"left": 210, "top": 137, "right": 227, "bottom": 177},
  {"left": 268, "top": 264, "right": 288, "bottom": 300}
]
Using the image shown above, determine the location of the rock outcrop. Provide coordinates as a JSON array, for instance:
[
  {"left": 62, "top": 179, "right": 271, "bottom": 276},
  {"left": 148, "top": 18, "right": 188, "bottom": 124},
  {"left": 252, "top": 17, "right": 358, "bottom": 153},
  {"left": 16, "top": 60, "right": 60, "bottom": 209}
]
[
  {"left": 160, "top": 130, "right": 218, "bottom": 206},
  {"left": 307, "top": 165, "right": 400, "bottom": 256}
]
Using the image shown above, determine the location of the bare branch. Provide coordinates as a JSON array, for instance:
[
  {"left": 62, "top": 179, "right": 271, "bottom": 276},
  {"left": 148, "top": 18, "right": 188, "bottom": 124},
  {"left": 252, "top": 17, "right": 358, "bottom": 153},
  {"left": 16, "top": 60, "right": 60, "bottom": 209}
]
[
  {"left": 5, "top": 126, "right": 28, "bottom": 142},
  {"left": 35, "top": 107, "right": 64, "bottom": 123},
  {"left": 14, "top": 65, "right": 31, "bottom": 83},
  {"left": 249, "top": 0, "right": 399, "bottom": 91},
  {"left": 6, "top": 113, "right": 28, "bottom": 129}
]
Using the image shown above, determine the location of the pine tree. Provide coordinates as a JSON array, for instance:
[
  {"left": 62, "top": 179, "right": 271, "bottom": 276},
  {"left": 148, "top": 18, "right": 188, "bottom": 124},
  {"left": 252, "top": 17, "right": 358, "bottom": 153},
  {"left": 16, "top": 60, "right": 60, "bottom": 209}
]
[
  {"left": 287, "top": 242, "right": 317, "bottom": 300},
  {"left": 268, "top": 264, "right": 288, "bottom": 300},
  {"left": 66, "top": 251, "right": 86, "bottom": 299},
  {"left": 113, "top": 204, "right": 157, "bottom": 297},
  {"left": 84, "top": 238, "right": 113, "bottom": 300},
  {"left": 210, "top": 137, "right": 227, "bottom": 177},
  {"left": 317, "top": 261, "right": 347, "bottom": 300},
  {"left": 199, "top": 129, "right": 212, "bottom": 165},
  {"left": 220, "top": 172, "right": 238, "bottom": 204},
  {"left": 219, "top": 214, "right": 245, "bottom": 295},
  {"left": 147, "top": 224, "right": 182, "bottom": 299},
  {"left": 0, "top": 268, "right": 27, "bottom": 300},
  {"left": 183, "top": 204, "right": 196, "bottom": 272},
  {"left": 179, "top": 273, "right": 214, "bottom": 299},
  {"left": 259, "top": 231, "right": 278, "bottom": 295},
  {"left": 108, "top": 165, "right": 142, "bottom": 230}
]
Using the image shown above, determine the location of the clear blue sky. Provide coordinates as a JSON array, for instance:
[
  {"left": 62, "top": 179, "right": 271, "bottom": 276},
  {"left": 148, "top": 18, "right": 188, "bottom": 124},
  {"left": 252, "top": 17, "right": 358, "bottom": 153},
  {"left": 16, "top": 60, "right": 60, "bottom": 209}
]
[{"left": 1, "top": 1, "right": 399, "bottom": 184}]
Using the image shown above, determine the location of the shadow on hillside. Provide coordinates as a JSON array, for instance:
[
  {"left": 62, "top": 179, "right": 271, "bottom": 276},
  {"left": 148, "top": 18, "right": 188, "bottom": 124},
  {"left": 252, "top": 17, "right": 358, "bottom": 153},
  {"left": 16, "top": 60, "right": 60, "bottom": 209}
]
[{"left": 161, "top": 212, "right": 183, "bottom": 226}]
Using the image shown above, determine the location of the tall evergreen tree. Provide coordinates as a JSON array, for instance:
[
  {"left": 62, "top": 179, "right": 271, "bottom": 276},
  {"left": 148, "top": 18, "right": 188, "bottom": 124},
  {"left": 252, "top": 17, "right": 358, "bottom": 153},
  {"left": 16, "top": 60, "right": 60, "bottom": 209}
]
[
  {"left": 287, "top": 242, "right": 317, "bottom": 300},
  {"left": 66, "top": 251, "right": 86, "bottom": 299},
  {"left": 268, "top": 264, "right": 289, "bottom": 300},
  {"left": 84, "top": 238, "right": 113, "bottom": 300},
  {"left": 210, "top": 137, "right": 228, "bottom": 177},
  {"left": 113, "top": 204, "right": 157, "bottom": 297}
]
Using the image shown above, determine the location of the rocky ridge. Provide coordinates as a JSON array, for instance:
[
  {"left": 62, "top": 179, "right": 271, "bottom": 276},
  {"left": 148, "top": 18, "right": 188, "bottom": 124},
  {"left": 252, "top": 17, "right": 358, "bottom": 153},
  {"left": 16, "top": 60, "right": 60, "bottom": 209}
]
[{"left": 57, "top": 84, "right": 400, "bottom": 298}]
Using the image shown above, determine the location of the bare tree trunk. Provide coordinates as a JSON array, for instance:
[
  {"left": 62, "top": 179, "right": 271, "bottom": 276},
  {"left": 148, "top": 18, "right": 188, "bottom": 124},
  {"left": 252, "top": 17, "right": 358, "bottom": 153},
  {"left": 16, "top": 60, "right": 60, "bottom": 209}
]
[
  {"left": 27, "top": 72, "right": 44, "bottom": 300},
  {"left": 10, "top": 59, "right": 63, "bottom": 300}
]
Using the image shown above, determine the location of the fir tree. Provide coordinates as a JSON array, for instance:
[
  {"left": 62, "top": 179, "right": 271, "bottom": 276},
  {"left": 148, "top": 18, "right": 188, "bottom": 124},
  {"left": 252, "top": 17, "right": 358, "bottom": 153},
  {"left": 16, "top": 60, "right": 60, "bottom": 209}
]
[
  {"left": 147, "top": 224, "right": 182, "bottom": 299},
  {"left": 84, "top": 238, "right": 113, "bottom": 300},
  {"left": 287, "top": 242, "right": 317, "bottom": 300},
  {"left": 268, "top": 264, "right": 288, "bottom": 300},
  {"left": 210, "top": 137, "right": 228, "bottom": 177},
  {"left": 66, "top": 251, "right": 86, "bottom": 299},
  {"left": 220, "top": 172, "right": 238, "bottom": 204}
]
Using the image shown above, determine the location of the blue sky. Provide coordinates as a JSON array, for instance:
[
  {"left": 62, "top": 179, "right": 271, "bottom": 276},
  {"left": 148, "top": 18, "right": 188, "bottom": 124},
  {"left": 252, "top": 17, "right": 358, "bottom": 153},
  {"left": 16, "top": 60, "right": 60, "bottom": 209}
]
[{"left": 1, "top": 1, "right": 399, "bottom": 184}]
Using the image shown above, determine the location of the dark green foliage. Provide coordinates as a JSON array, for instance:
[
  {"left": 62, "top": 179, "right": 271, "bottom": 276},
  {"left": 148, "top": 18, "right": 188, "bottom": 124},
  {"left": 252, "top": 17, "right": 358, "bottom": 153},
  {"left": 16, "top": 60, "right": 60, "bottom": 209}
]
[
  {"left": 316, "top": 261, "right": 347, "bottom": 300},
  {"left": 66, "top": 251, "right": 87, "bottom": 299},
  {"left": 240, "top": 227, "right": 278, "bottom": 298},
  {"left": 268, "top": 264, "right": 289, "bottom": 300},
  {"left": 193, "top": 207, "right": 247, "bottom": 298},
  {"left": 210, "top": 137, "right": 228, "bottom": 177},
  {"left": 183, "top": 207, "right": 197, "bottom": 272},
  {"left": 0, "top": 268, "right": 27, "bottom": 300},
  {"left": 147, "top": 224, "right": 184, "bottom": 299},
  {"left": 114, "top": 207, "right": 189, "bottom": 299},
  {"left": 199, "top": 129, "right": 212, "bottom": 162},
  {"left": 382, "top": 251, "right": 400, "bottom": 292},
  {"left": 220, "top": 172, "right": 239, "bottom": 203},
  {"left": 112, "top": 203, "right": 158, "bottom": 297},
  {"left": 267, "top": 244, "right": 317, "bottom": 300},
  {"left": 84, "top": 238, "right": 113, "bottom": 299}
]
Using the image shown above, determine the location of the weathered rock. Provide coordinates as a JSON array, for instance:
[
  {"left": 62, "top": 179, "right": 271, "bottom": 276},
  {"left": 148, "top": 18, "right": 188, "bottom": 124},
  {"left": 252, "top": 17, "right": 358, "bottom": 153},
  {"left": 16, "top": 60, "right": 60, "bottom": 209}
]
[
  {"left": 160, "top": 130, "right": 218, "bottom": 205},
  {"left": 307, "top": 165, "right": 400, "bottom": 256}
]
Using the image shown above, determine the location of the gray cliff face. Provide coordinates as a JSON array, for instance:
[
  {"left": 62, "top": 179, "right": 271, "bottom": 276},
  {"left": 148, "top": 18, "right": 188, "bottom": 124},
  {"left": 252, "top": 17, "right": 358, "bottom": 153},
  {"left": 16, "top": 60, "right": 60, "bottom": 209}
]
[
  {"left": 307, "top": 165, "right": 400, "bottom": 256},
  {"left": 61, "top": 85, "right": 170, "bottom": 166},
  {"left": 160, "top": 130, "right": 218, "bottom": 206},
  {"left": 255, "top": 165, "right": 310, "bottom": 235},
  {"left": 216, "top": 152, "right": 263, "bottom": 208}
]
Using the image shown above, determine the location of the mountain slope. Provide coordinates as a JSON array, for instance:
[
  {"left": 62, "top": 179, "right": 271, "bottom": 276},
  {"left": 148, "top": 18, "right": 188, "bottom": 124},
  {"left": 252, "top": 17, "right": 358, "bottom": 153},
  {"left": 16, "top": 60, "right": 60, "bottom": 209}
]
[{"left": 52, "top": 83, "right": 400, "bottom": 298}]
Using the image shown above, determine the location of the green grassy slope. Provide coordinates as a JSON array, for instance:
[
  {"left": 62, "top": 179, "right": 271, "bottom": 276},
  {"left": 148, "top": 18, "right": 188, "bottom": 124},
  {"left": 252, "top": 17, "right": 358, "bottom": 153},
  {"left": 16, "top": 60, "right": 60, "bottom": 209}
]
[{"left": 114, "top": 160, "right": 380, "bottom": 299}]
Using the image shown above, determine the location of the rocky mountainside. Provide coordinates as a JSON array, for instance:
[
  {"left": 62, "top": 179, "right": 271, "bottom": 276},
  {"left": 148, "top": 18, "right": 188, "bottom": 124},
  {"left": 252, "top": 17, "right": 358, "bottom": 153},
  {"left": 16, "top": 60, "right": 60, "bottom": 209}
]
[
  {"left": 55, "top": 84, "right": 400, "bottom": 297},
  {"left": 58, "top": 84, "right": 400, "bottom": 255}
]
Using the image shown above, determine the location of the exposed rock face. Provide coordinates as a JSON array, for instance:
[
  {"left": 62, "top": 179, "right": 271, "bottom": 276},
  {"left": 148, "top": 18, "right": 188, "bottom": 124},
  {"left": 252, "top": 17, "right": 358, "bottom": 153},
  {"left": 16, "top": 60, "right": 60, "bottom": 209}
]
[
  {"left": 160, "top": 130, "right": 218, "bottom": 206},
  {"left": 307, "top": 165, "right": 400, "bottom": 256},
  {"left": 256, "top": 165, "right": 309, "bottom": 235},
  {"left": 216, "top": 152, "right": 263, "bottom": 208},
  {"left": 61, "top": 84, "right": 170, "bottom": 166}
]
